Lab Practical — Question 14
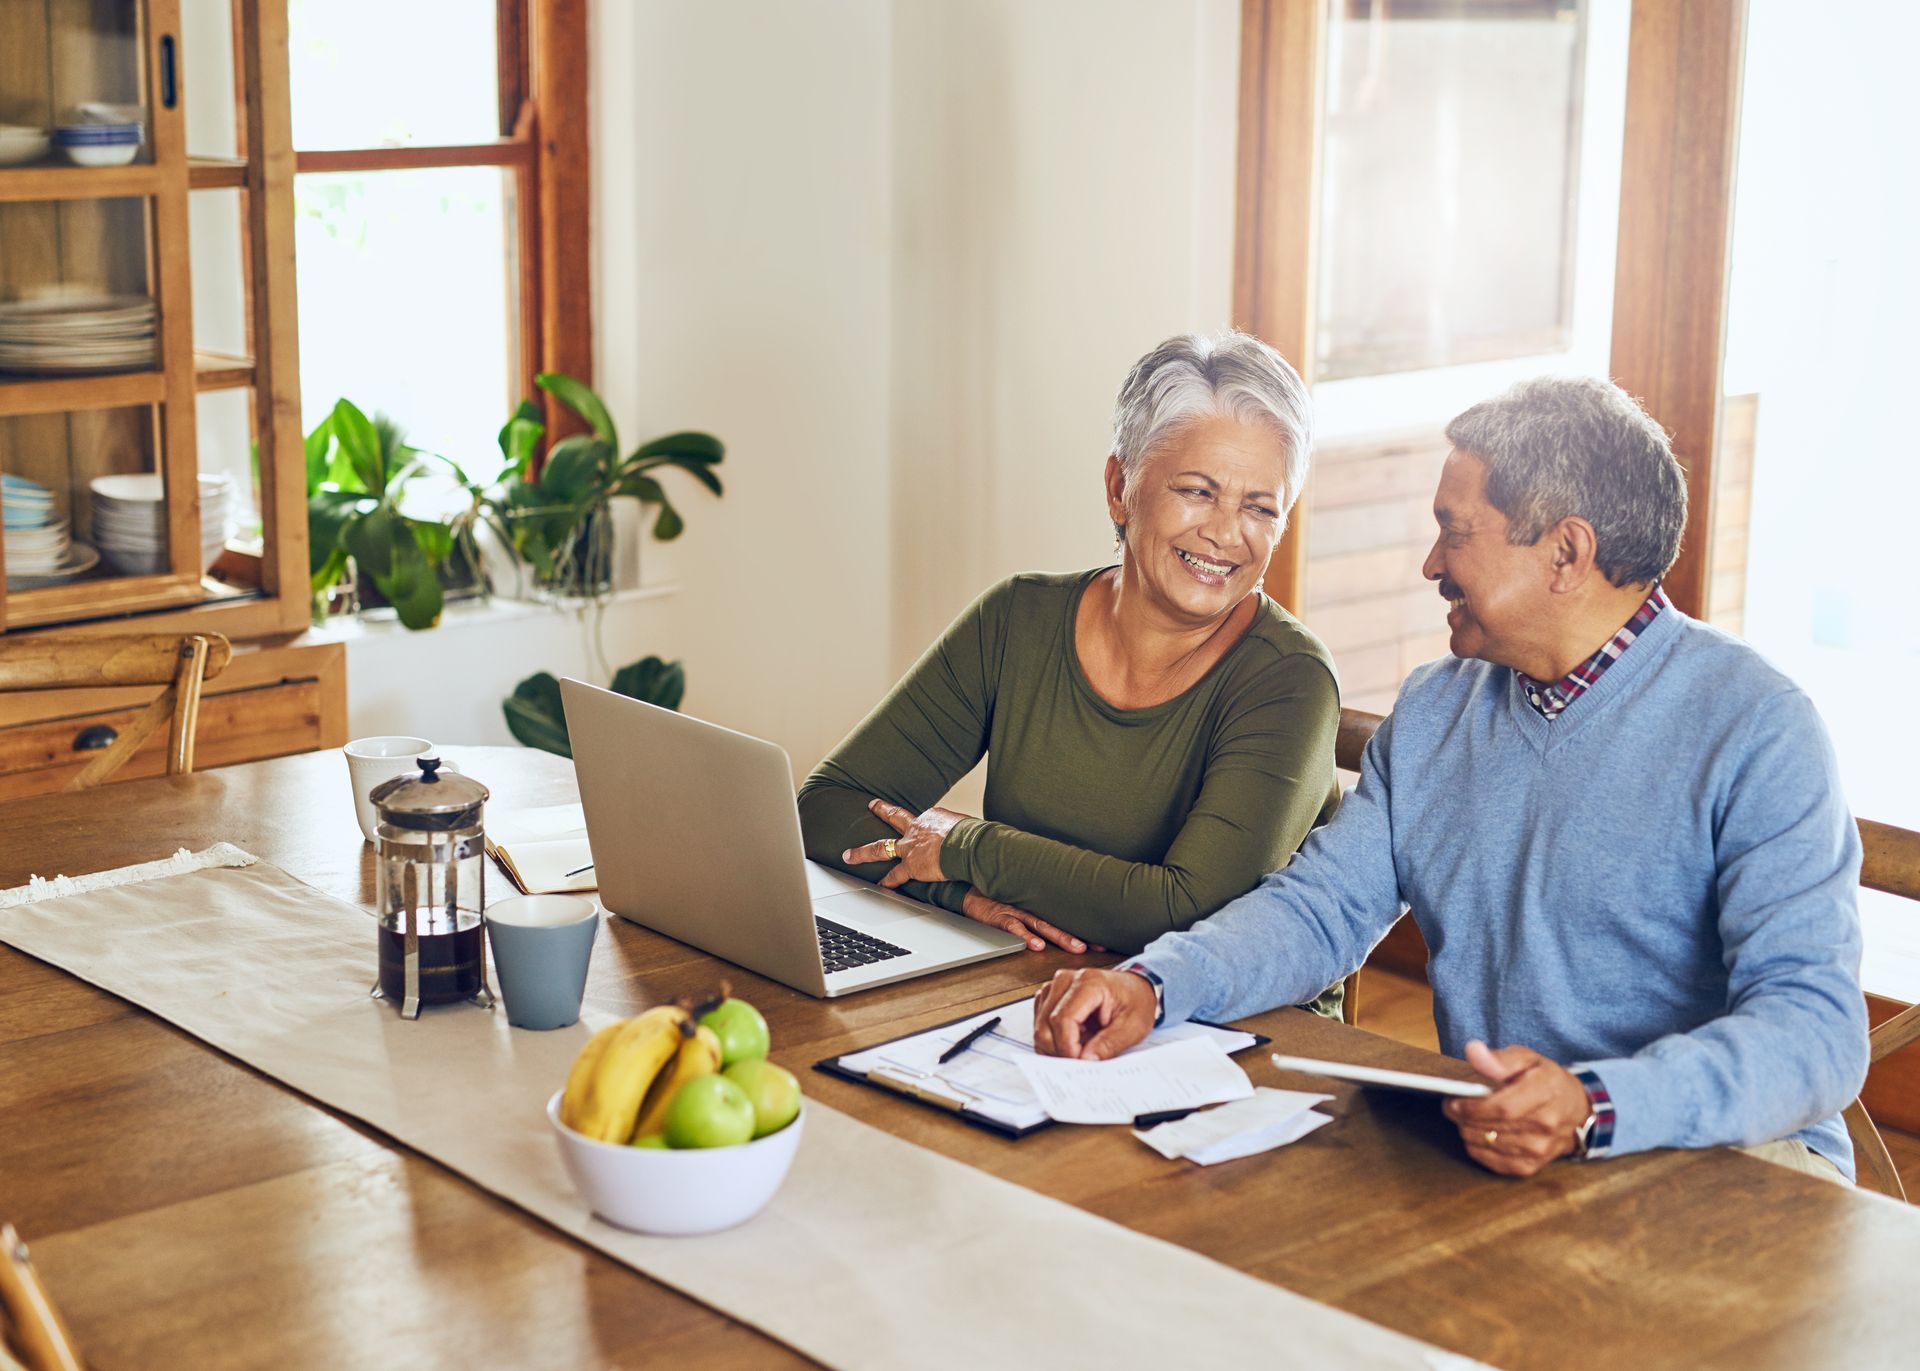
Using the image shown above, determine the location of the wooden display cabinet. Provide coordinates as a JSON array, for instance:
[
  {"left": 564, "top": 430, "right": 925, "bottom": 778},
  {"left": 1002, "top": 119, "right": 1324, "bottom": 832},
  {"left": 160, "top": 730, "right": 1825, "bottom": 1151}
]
[{"left": 0, "top": 1, "right": 343, "bottom": 780}]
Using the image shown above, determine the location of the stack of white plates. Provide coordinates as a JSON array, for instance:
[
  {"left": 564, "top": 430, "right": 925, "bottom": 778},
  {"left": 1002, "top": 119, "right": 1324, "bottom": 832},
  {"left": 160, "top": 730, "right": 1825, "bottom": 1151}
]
[
  {"left": 0, "top": 294, "right": 158, "bottom": 375},
  {"left": 3, "top": 473, "right": 99, "bottom": 588},
  {"left": 90, "top": 472, "right": 232, "bottom": 577}
]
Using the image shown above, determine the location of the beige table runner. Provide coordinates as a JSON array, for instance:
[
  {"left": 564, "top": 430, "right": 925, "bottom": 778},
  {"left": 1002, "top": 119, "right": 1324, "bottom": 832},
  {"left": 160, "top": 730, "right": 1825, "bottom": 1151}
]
[{"left": 1, "top": 849, "right": 1481, "bottom": 1370}]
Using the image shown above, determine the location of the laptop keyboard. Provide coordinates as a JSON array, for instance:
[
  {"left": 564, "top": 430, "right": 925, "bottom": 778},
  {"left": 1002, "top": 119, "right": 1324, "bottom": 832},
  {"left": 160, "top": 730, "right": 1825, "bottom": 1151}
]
[{"left": 816, "top": 916, "right": 913, "bottom": 975}]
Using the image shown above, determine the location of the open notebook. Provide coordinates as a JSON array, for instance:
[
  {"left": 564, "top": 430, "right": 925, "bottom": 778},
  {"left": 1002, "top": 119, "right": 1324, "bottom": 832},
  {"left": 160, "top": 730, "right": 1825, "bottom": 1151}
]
[{"left": 487, "top": 803, "right": 596, "bottom": 895}]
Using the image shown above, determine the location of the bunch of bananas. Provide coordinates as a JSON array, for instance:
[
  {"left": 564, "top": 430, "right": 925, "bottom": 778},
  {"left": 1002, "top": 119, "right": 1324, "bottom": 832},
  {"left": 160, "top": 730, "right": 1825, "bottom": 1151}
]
[{"left": 559, "top": 1004, "right": 725, "bottom": 1145}]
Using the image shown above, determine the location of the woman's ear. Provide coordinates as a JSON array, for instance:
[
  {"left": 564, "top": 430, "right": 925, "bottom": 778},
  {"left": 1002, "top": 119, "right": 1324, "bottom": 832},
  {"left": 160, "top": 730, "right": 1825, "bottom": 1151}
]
[{"left": 1104, "top": 454, "right": 1129, "bottom": 529}]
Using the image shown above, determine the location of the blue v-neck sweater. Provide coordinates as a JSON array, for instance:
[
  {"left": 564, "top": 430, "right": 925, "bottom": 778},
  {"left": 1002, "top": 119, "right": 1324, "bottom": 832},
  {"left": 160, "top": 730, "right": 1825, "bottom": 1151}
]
[{"left": 1137, "top": 605, "right": 1868, "bottom": 1175}]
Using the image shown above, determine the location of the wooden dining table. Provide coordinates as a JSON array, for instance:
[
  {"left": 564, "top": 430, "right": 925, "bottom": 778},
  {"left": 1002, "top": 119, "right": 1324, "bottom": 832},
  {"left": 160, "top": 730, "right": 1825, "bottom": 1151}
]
[{"left": 3, "top": 746, "right": 1917, "bottom": 1369}]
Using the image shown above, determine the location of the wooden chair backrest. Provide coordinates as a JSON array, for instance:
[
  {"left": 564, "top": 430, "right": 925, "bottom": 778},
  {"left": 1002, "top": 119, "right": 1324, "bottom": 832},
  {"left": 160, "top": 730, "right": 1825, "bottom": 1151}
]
[
  {"left": 0, "top": 634, "right": 233, "bottom": 788},
  {"left": 1335, "top": 706, "right": 1918, "bottom": 1200}
]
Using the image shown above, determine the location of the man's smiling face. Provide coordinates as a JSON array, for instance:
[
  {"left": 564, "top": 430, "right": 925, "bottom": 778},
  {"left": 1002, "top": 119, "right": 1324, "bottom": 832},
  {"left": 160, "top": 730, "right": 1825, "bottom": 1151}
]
[{"left": 1421, "top": 449, "right": 1558, "bottom": 669}]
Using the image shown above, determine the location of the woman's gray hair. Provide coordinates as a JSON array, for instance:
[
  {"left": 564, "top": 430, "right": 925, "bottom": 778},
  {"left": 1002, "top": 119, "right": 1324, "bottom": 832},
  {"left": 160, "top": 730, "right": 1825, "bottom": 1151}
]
[
  {"left": 1111, "top": 331, "right": 1313, "bottom": 514},
  {"left": 1445, "top": 376, "right": 1687, "bottom": 588}
]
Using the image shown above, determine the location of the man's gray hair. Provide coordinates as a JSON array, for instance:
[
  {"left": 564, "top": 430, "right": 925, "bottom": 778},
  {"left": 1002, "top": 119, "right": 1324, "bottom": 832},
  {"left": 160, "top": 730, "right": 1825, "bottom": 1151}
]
[
  {"left": 1111, "top": 331, "right": 1312, "bottom": 512},
  {"left": 1445, "top": 376, "right": 1687, "bottom": 588}
]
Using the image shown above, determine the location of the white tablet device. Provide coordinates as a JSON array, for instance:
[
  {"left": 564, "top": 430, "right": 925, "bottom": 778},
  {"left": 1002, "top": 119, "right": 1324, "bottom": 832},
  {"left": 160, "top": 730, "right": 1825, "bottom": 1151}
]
[{"left": 1269, "top": 1053, "right": 1492, "bottom": 1099}]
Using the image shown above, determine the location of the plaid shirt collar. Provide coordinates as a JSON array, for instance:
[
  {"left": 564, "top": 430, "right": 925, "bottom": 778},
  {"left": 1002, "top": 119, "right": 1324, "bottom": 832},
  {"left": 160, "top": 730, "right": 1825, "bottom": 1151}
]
[{"left": 1515, "top": 585, "right": 1669, "bottom": 721}]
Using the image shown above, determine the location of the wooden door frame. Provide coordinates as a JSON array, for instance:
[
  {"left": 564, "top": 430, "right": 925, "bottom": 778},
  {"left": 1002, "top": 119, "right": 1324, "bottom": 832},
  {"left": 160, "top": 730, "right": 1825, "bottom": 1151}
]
[
  {"left": 1606, "top": 0, "right": 1748, "bottom": 618},
  {"left": 1234, "top": 0, "right": 1751, "bottom": 619},
  {"left": 1233, "top": 0, "right": 1326, "bottom": 614}
]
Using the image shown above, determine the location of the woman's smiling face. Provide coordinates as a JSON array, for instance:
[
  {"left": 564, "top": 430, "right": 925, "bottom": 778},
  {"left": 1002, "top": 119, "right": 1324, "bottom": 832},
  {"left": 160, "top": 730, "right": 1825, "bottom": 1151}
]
[{"left": 1108, "top": 413, "right": 1292, "bottom": 625}]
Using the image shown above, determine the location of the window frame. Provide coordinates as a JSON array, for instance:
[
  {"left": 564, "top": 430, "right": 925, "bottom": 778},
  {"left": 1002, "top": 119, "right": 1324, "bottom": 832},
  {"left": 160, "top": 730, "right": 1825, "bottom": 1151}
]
[
  {"left": 1235, "top": 0, "right": 1743, "bottom": 621},
  {"left": 283, "top": 0, "right": 592, "bottom": 445}
]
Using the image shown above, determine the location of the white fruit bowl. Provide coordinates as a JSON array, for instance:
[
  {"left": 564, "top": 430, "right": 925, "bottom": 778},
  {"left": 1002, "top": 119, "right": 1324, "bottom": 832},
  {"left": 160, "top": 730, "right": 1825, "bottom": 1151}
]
[{"left": 546, "top": 1090, "right": 805, "bottom": 1236}]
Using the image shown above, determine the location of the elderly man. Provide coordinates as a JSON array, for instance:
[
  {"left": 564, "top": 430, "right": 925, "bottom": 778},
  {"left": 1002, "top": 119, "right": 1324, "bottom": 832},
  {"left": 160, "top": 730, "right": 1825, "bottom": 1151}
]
[{"left": 1032, "top": 375, "right": 1869, "bottom": 1182}]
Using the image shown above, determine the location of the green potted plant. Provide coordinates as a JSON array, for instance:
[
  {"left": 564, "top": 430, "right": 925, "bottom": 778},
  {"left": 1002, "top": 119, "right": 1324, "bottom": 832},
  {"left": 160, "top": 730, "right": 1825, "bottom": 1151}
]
[
  {"left": 491, "top": 372, "right": 724, "bottom": 598},
  {"left": 503, "top": 656, "right": 687, "bottom": 756},
  {"left": 306, "top": 399, "right": 475, "bottom": 630}
]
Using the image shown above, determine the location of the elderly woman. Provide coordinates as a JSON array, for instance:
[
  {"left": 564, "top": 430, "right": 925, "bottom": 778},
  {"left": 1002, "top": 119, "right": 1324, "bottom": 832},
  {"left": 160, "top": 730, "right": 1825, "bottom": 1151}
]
[{"left": 798, "top": 332, "right": 1343, "bottom": 1010}]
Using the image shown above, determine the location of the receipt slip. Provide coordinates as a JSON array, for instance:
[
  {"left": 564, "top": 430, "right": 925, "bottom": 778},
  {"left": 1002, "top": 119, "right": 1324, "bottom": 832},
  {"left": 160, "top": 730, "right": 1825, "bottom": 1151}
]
[
  {"left": 1134, "top": 1087, "right": 1335, "bottom": 1165},
  {"left": 1014, "top": 1037, "right": 1255, "bottom": 1125}
]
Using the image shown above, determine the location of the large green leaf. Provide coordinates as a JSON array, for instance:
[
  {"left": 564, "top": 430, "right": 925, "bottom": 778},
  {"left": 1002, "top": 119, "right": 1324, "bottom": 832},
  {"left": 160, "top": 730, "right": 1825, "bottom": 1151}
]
[
  {"left": 307, "top": 489, "right": 370, "bottom": 577},
  {"left": 408, "top": 518, "right": 454, "bottom": 564},
  {"left": 674, "top": 460, "right": 724, "bottom": 498},
  {"left": 610, "top": 656, "right": 685, "bottom": 712},
  {"left": 630, "top": 430, "right": 723, "bottom": 464},
  {"left": 535, "top": 371, "right": 618, "bottom": 447},
  {"left": 330, "top": 399, "right": 384, "bottom": 494},
  {"left": 342, "top": 505, "right": 404, "bottom": 579},
  {"left": 623, "top": 475, "right": 685, "bottom": 540},
  {"left": 304, "top": 416, "right": 334, "bottom": 497},
  {"left": 539, "top": 435, "right": 611, "bottom": 501},
  {"left": 375, "top": 536, "right": 444, "bottom": 630},
  {"left": 498, "top": 398, "right": 544, "bottom": 468},
  {"left": 310, "top": 545, "right": 350, "bottom": 597},
  {"left": 503, "top": 672, "right": 573, "bottom": 756}
]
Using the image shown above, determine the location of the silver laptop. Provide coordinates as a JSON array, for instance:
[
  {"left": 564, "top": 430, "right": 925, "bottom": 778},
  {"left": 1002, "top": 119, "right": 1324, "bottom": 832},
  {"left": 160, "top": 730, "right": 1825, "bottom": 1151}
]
[{"left": 560, "top": 678, "right": 1025, "bottom": 996}]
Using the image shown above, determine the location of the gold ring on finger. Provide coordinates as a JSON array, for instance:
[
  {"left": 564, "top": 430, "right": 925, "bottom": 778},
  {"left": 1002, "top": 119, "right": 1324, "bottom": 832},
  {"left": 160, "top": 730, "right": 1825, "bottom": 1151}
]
[
  {"left": 882, "top": 838, "right": 898, "bottom": 861},
  {"left": 1484, "top": 1129, "right": 1499, "bottom": 1146}
]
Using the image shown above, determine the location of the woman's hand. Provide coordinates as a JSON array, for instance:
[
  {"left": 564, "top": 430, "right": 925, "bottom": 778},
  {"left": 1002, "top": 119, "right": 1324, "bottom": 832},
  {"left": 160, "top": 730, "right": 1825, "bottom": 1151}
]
[
  {"left": 961, "top": 888, "right": 1097, "bottom": 954},
  {"left": 843, "top": 798, "right": 1103, "bottom": 954},
  {"left": 842, "top": 798, "right": 968, "bottom": 886}
]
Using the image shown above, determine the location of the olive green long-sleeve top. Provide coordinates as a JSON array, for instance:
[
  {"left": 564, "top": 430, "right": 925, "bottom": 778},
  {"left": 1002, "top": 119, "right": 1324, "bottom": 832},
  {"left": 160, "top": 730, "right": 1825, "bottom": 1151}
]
[{"left": 797, "top": 569, "right": 1342, "bottom": 959}]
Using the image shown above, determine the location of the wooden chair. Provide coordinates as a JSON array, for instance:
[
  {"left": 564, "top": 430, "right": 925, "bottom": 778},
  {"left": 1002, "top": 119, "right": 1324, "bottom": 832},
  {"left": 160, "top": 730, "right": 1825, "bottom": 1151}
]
[
  {"left": 1332, "top": 708, "right": 1384, "bottom": 1026},
  {"left": 1335, "top": 705, "right": 1920, "bottom": 1199},
  {"left": 1844, "top": 822, "right": 1920, "bottom": 1199},
  {"left": 0, "top": 634, "right": 232, "bottom": 790}
]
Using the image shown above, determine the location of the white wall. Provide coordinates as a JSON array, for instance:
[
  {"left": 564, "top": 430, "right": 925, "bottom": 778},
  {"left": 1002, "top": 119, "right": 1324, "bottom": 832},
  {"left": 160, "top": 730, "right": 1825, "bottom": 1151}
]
[
  {"left": 342, "top": 0, "right": 1244, "bottom": 781},
  {"left": 888, "top": 0, "right": 1241, "bottom": 663}
]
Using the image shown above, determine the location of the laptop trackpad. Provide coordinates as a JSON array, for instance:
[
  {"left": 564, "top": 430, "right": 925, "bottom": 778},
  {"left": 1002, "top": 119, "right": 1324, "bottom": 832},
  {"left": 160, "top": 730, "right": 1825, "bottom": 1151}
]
[
  {"left": 804, "top": 861, "right": 876, "bottom": 901},
  {"left": 812, "top": 887, "right": 927, "bottom": 928}
]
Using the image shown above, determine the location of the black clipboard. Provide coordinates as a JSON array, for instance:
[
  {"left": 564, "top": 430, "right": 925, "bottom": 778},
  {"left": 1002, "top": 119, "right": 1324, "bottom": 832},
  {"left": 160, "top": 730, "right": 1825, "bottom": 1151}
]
[{"left": 812, "top": 994, "right": 1271, "bottom": 1141}]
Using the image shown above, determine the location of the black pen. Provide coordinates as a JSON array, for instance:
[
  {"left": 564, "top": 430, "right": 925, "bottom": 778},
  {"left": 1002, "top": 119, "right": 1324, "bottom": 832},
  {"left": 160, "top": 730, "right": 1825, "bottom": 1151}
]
[
  {"left": 937, "top": 1015, "right": 1001, "bottom": 1064},
  {"left": 564, "top": 863, "right": 594, "bottom": 878}
]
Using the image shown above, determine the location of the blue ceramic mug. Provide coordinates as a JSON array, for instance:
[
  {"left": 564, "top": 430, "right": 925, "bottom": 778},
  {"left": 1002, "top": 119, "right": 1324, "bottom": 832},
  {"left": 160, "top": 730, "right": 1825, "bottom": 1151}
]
[{"left": 486, "top": 895, "right": 599, "bottom": 1030}]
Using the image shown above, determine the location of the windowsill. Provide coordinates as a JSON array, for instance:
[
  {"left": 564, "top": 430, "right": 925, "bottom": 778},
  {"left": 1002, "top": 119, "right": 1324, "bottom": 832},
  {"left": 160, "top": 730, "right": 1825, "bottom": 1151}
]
[{"left": 305, "top": 584, "right": 680, "bottom": 644}]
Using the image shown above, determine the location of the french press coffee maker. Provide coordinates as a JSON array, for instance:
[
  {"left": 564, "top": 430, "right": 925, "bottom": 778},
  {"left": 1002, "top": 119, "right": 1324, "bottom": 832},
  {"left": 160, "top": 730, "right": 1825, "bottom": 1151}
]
[{"left": 368, "top": 757, "right": 494, "bottom": 1018}]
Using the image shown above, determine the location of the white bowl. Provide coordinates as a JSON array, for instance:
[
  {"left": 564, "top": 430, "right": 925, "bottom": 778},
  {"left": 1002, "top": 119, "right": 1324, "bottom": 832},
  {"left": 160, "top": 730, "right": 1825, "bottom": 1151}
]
[
  {"left": 546, "top": 1090, "right": 805, "bottom": 1236},
  {"left": 60, "top": 142, "right": 138, "bottom": 168},
  {"left": 90, "top": 472, "right": 227, "bottom": 503},
  {"left": 0, "top": 133, "right": 49, "bottom": 167}
]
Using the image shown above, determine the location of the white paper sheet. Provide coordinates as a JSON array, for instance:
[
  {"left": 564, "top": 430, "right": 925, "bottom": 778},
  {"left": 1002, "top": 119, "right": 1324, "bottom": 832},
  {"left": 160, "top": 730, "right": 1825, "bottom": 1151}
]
[
  {"left": 1015, "top": 1037, "right": 1254, "bottom": 1125},
  {"left": 1134, "top": 1087, "right": 1336, "bottom": 1165}
]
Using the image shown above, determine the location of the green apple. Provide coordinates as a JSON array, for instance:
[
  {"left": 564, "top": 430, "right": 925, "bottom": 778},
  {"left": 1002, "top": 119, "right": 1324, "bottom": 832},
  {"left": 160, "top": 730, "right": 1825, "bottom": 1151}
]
[
  {"left": 698, "top": 998, "right": 771, "bottom": 1068},
  {"left": 724, "top": 1058, "right": 802, "bottom": 1138},
  {"left": 631, "top": 1133, "right": 670, "bottom": 1149},
  {"left": 661, "top": 1073, "right": 755, "bottom": 1149}
]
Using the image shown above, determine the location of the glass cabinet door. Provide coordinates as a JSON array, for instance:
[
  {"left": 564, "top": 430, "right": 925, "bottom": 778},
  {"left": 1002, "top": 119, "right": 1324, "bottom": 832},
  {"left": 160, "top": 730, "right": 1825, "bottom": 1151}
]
[{"left": 0, "top": 0, "right": 303, "bottom": 629}]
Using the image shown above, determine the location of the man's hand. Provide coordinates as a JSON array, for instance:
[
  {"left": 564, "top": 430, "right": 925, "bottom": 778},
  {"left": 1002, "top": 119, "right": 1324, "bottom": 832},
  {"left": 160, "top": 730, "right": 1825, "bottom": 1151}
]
[
  {"left": 842, "top": 798, "right": 966, "bottom": 887},
  {"left": 1443, "top": 1040, "right": 1593, "bottom": 1177},
  {"left": 1031, "top": 968, "right": 1157, "bottom": 1059}
]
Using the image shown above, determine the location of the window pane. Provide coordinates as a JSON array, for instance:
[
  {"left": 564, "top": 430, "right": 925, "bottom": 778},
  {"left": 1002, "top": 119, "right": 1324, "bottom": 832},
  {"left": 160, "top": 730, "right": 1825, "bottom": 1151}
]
[
  {"left": 288, "top": 0, "right": 501, "bottom": 150},
  {"left": 1316, "top": 0, "right": 1588, "bottom": 381},
  {"left": 1709, "top": 4, "right": 1919, "bottom": 995},
  {"left": 293, "top": 167, "right": 514, "bottom": 478},
  {"left": 1302, "top": 0, "right": 1633, "bottom": 716}
]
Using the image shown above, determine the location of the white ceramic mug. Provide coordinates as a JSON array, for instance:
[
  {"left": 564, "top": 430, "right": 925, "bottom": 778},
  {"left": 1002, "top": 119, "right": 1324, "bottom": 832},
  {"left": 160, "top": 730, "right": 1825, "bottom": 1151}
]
[{"left": 343, "top": 736, "right": 459, "bottom": 842}]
